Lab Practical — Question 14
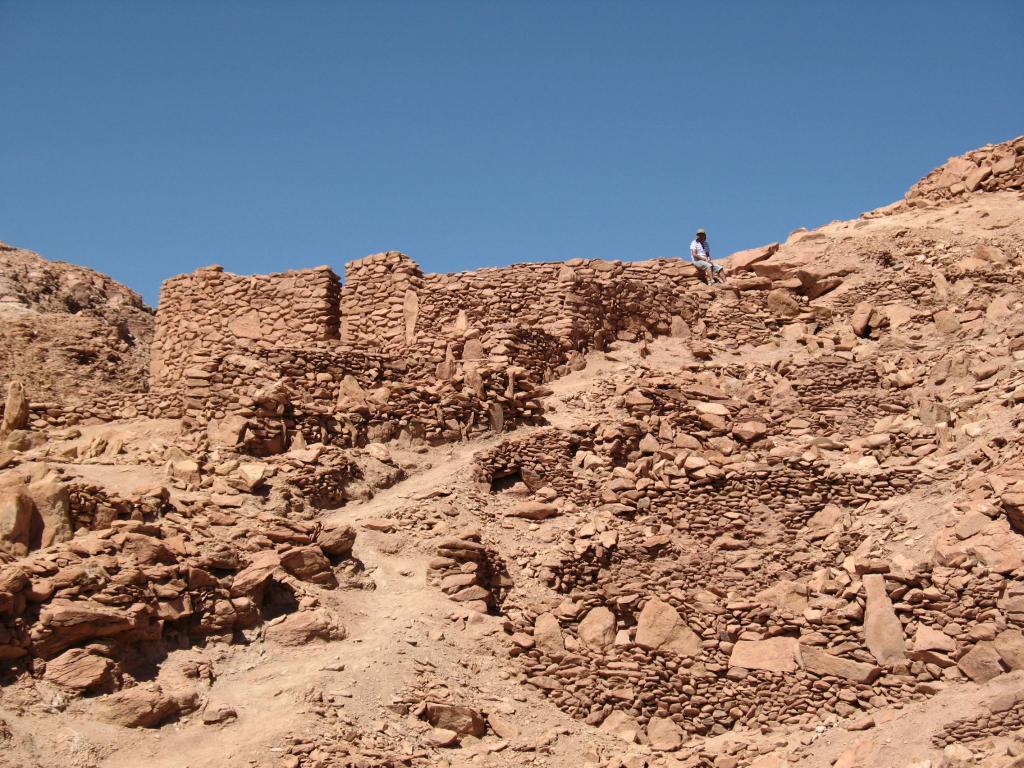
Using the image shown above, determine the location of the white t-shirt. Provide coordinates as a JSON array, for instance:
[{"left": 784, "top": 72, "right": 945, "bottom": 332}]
[{"left": 690, "top": 239, "right": 710, "bottom": 261}]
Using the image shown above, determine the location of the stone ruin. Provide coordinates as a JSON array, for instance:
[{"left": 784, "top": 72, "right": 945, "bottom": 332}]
[
  {"left": 148, "top": 251, "right": 706, "bottom": 454},
  {"left": 1, "top": 136, "right": 1023, "bottom": 768}
]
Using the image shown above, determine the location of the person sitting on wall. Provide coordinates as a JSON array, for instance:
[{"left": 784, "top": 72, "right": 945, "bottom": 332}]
[{"left": 690, "top": 228, "right": 725, "bottom": 284}]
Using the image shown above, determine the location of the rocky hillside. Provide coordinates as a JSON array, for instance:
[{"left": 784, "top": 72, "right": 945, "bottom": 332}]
[
  {"left": 0, "top": 137, "right": 1022, "bottom": 768},
  {"left": 0, "top": 242, "right": 154, "bottom": 407},
  {"left": 904, "top": 135, "right": 1024, "bottom": 203}
]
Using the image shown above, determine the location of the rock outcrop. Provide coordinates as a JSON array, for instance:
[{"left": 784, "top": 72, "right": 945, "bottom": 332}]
[{"left": 0, "top": 242, "right": 153, "bottom": 418}]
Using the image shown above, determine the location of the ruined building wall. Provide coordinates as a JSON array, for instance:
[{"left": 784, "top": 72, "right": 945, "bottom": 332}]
[
  {"left": 149, "top": 252, "right": 708, "bottom": 449},
  {"left": 149, "top": 265, "right": 341, "bottom": 415},
  {"left": 340, "top": 251, "right": 424, "bottom": 348},
  {"left": 338, "top": 253, "right": 704, "bottom": 375},
  {"left": 419, "top": 257, "right": 701, "bottom": 342}
]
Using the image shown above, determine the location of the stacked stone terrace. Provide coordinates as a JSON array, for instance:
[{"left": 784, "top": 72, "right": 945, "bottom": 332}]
[{"left": 150, "top": 251, "right": 706, "bottom": 452}]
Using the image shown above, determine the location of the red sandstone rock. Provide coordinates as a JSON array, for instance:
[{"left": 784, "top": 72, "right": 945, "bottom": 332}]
[
  {"left": 646, "top": 715, "right": 684, "bottom": 751},
  {"left": 265, "top": 610, "right": 344, "bottom": 646},
  {"left": 533, "top": 612, "right": 564, "bottom": 657},
  {"left": 95, "top": 685, "right": 182, "bottom": 728},
  {"left": 280, "top": 545, "right": 337, "bottom": 587},
  {"left": 43, "top": 648, "right": 118, "bottom": 693},
  {"left": 1, "top": 381, "right": 29, "bottom": 434},
  {"left": 577, "top": 606, "right": 616, "bottom": 652},
  {"left": 862, "top": 574, "right": 906, "bottom": 666},
  {"left": 634, "top": 598, "right": 701, "bottom": 657},
  {"left": 800, "top": 645, "right": 881, "bottom": 684},
  {"left": 317, "top": 522, "right": 356, "bottom": 558},
  {"left": 600, "top": 710, "right": 640, "bottom": 743},
  {"left": 509, "top": 501, "right": 559, "bottom": 520},
  {"left": 729, "top": 637, "right": 801, "bottom": 673},
  {"left": 994, "top": 629, "right": 1024, "bottom": 670},
  {"left": 423, "top": 702, "right": 485, "bottom": 737},
  {"left": 957, "top": 642, "right": 1005, "bottom": 683}
]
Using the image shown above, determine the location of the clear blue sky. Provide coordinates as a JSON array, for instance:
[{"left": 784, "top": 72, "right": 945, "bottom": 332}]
[{"left": 2, "top": 1, "right": 1022, "bottom": 306}]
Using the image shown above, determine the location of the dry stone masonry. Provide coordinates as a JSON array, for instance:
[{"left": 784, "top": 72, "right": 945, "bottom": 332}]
[{"left": 147, "top": 251, "right": 707, "bottom": 454}]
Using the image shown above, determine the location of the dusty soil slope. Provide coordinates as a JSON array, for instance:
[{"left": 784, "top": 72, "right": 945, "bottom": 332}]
[
  {"left": 0, "top": 241, "right": 153, "bottom": 404},
  {"left": 0, "top": 136, "right": 1023, "bottom": 768}
]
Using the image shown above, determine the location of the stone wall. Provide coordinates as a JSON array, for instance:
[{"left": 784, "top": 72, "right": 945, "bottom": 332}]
[
  {"left": 340, "top": 251, "right": 425, "bottom": 347},
  {"left": 150, "top": 265, "right": 341, "bottom": 414},
  {"left": 150, "top": 252, "right": 708, "bottom": 451},
  {"left": 334, "top": 253, "right": 708, "bottom": 387},
  {"left": 0, "top": 393, "right": 149, "bottom": 431}
]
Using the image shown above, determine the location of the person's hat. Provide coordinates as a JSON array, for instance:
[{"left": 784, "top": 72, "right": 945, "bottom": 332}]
[{"left": 696, "top": 228, "right": 706, "bottom": 235}]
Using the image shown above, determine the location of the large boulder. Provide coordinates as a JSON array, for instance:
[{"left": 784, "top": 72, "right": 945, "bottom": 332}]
[
  {"left": 599, "top": 710, "right": 640, "bottom": 743},
  {"left": 577, "top": 606, "right": 617, "bottom": 652},
  {"left": 646, "top": 715, "right": 684, "bottom": 751},
  {"left": 994, "top": 629, "right": 1024, "bottom": 670},
  {"left": 732, "top": 421, "right": 768, "bottom": 443},
  {"left": 851, "top": 302, "right": 874, "bottom": 337},
  {"left": 43, "top": 648, "right": 118, "bottom": 693},
  {"left": 1, "top": 380, "right": 30, "bottom": 434},
  {"left": 725, "top": 243, "right": 778, "bottom": 273},
  {"left": 862, "top": 574, "right": 906, "bottom": 665},
  {"left": 729, "top": 637, "right": 800, "bottom": 673},
  {"left": 796, "top": 269, "right": 843, "bottom": 299},
  {"left": 533, "top": 612, "right": 565, "bottom": 656},
  {"left": 634, "top": 598, "right": 701, "bottom": 657},
  {"left": 229, "top": 551, "right": 281, "bottom": 598},
  {"left": 26, "top": 477, "right": 73, "bottom": 549},
  {"left": 279, "top": 545, "right": 337, "bottom": 587},
  {"left": 317, "top": 522, "right": 356, "bottom": 558},
  {"left": 0, "top": 487, "right": 32, "bottom": 556},
  {"left": 913, "top": 625, "right": 957, "bottom": 655},
  {"left": 265, "top": 610, "right": 345, "bottom": 646},
  {"left": 206, "top": 415, "right": 249, "bottom": 449},
  {"left": 800, "top": 645, "right": 880, "bottom": 683},
  {"left": 1003, "top": 493, "right": 1024, "bottom": 535},
  {"left": 958, "top": 642, "right": 1006, "bottom": 683},
  {"left": 33, "top": 599, "right": 154, "bottom": 658},
  {"left": 766, "top": 289, "right": 800, "bottom": 318},
  {"left": 423, "top": 702, "right": 485, "bottom": 737},
  {"left": 95, "top": 685, "right": 181, "bottom": 728},
  {"left": 509, "top": 501, "right": 559, "bottom": 520}
]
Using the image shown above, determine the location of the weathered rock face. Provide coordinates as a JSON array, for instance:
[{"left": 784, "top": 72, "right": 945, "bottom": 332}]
[
  {"left": 0, "top": 242, "right": 153, "bottom": 415},
  {"left": 26, "top": 476, "right": 73, "bottom": 549},
  {"left": 0, "top": 486, "right": 32, "bottom": 557},
  {"left": 0, "top": 510, "right": 355, "bottom": 687},
  {"left": 42, "top": 647, "right": 118, "bottom": 693}
]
